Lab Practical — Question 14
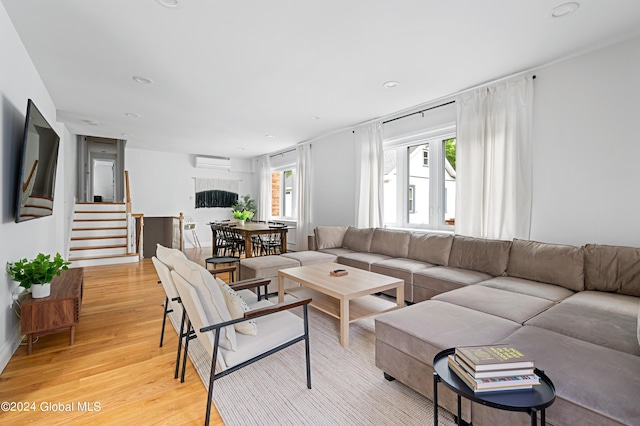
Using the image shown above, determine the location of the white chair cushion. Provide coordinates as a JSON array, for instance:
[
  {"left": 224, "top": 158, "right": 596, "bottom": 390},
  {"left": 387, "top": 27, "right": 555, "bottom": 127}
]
[
  {"left": 156, "top": 244, "right": 187, "bottom": 269},
  {"left": 151, "top": 257, "right": 181, "bottom": 311},
  {"left": 220, "top": 300, "right": 304, "bottom": 368},
  {"left": 173, "top": 258, "right": 237, "bottom": 351},
  {"left": 216, "top": 278, "right": 257, "bottom": 336}
]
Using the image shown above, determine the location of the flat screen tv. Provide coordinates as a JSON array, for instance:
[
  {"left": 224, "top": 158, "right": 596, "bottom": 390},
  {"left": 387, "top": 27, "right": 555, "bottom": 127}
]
[{"left": 15, "top": 99, "right": 61, "bottom": 223}]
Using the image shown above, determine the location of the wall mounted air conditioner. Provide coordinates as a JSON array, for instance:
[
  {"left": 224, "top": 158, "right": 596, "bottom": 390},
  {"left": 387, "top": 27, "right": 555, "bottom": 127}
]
[{"left": 195, "top": 155, "right": 231, "bottom": 170}]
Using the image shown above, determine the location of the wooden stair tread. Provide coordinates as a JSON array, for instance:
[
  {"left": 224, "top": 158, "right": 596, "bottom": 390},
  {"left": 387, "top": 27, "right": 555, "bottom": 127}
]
[
  {"left": 69, "top": 244, "right": 127, "bottom": 251},
  {"left": 68, "top": 253, "right": 139, "bottom": 261},
  {"left": 72, "top": 227, "right": 127, "bottom": 231},
  {"left": 71, "top": 235, "right": 126, "bottom": 241},
  {"left": 74, "top": 218, "right": 127, "bottom": 222}
]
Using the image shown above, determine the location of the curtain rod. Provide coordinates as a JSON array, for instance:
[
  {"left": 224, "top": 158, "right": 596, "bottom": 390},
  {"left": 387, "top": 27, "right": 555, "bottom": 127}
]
[
  {"left": 380, "top": 75, "right": 536, "bottom": 126},
  {"left": 382, "top": 100, "right": 456, "bottom": 125}
]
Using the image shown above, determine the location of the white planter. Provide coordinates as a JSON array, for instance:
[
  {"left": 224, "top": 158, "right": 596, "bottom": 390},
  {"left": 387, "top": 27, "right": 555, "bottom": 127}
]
[
  {"left": 238, "top": 220, "right": 245, "bottom": 226},
  {"left": 31, "top": 283, "right": 51, "bottom": 299}
]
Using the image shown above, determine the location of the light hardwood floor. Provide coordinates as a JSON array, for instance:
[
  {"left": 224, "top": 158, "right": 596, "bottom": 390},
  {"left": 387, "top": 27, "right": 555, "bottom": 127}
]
[{"left": 0, "top": 248, "right": 225, "bottom": 425}]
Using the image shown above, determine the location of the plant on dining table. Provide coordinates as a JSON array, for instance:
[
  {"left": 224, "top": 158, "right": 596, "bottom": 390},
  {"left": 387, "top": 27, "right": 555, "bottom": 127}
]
[{"left": 231, "top": 194, "right": 257, "bottom": 222}]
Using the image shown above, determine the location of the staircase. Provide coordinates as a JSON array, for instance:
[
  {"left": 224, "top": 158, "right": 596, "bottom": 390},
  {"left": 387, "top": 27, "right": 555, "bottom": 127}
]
[{"left": 69, "top": 202, "right": 140, "bottom": 267}]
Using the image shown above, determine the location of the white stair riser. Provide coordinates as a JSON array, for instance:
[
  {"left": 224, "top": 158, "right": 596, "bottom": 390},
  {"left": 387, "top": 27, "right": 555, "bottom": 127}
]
[
  {"left": 72, "top": 228, "right": 127, "bottom": 238},
  {"left": 74, "top": 212, "right": 127, "bottom": 220},
  {"left": 70, "top": 247, "right": 128, "bottom": 257},
  {"left": 73, "top": 220, "right": 127, "bottom": 229},
  {"left": 70, "top": 237, "right": 127, "bottom": 248},
  {"left": 70, "top": 255, "right": 139, "bottom": 268},
  {"left": 75, "top": 203, "right": 126, "bottom": 213}
]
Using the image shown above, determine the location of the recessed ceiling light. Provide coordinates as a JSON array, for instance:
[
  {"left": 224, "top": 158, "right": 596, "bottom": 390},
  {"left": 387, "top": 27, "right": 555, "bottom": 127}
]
[
  {"left": 383, "top": 81, "right": 399, "bottom": 89},
  {"left": 83, "top": 120, "right": 100, "bottom": 126},
  {"left": 549, "top": 2, "right": 580, "bottom": 18},
  {"left": 125, "top": 113, "right": 140, "bottom": 118},
  {"left": 265, "top": 135, "right": 275, "bottom": 139},
  {"left": 132, "top": 75, "right": 153, "bottom": 84},
  {"left": 309, "top": 116, "right": 321, "bottom": 120},
  {"left": 121, "top": 133, "right": 132, "bottom": 137},
  {"left": 155, "top": 0, "right": 183, "bottom": 9}
]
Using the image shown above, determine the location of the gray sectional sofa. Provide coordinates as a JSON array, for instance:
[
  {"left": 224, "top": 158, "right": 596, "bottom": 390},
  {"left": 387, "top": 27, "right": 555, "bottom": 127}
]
[{"left": 241, "top": 226, "right": 640, "bottom": 425}]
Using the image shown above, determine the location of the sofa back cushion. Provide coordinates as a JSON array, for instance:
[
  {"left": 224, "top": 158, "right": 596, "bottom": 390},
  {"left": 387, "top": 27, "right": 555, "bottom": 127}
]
[
  {"left": 507, "top": 239, "right": 584, "bottom": 292},
  {"left": 314, "top": 226, "right": 349, "bottom": 250},
  {"left": 342, "top": 227, "right": 374, "bottom": 252},
  {"left": 370, "top": 228, "right": 410, "bottom": 257},
  {"left": 408, "top": 233, "right": 454, "bottom": 265},
  {"left": 584, "top": 244, "right": 640, "bottom": 296},
  {"left": 447, "top": 235, "right": 511, "bottom": 277}
]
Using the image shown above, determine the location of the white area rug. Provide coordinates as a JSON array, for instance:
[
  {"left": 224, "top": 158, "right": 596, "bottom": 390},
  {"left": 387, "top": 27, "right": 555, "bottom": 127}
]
[{"left": 170, "top": 306, "right": 455, "bottom": 425}]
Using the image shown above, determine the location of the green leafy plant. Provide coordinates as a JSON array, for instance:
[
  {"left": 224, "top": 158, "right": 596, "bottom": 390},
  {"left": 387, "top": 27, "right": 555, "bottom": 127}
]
[
  {"left": 6, "top": 253, "right": 71, "bottom": 290},
  {"left": 233, "top": 210, "right": 254, "bottom": 221},
  {"left": 231, "top": 194, "right": 257, "bottom": 221}
]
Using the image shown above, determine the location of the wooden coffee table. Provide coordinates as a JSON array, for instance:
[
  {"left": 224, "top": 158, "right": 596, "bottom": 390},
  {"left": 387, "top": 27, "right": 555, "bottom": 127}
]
[{"left": 278, "top": 262, "right": 404, "bottom": 347}]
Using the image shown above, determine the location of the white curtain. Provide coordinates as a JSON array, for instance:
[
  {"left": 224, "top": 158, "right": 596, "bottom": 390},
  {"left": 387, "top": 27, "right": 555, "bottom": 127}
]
[
  {"left": 354, "top": 121, "right": 384, "bottom": 228},
  {"left": 296, "top": 144, "right": 312, "bottom": 251},
  {"left": 455, "top": 76, "right": 534, "bottom": 240},
  {"left": 256, "top": 155, "right": 271, "bottom": 222}
]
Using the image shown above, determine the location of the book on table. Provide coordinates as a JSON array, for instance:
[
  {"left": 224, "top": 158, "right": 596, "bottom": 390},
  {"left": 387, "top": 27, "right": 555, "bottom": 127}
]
[
  {"left": 447, "top": 355, "right": 540, "bottom": 393},
  {"left": 454, "top": 352, "right": 535, "bottom": 379},
  {"left": 454, "top": 344, "right": 535, "bottom": 372}
]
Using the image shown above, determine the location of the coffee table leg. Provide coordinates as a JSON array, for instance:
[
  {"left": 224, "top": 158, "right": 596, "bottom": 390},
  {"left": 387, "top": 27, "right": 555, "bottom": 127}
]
[
  {"left": 278, "top": 273, "right": 285, "bottom": 303},
  {"left": 340, "top": 298, "right": 349, "bottom": 347},
  {"left": 396, "top": 284, "right": 405, "bottom": 307}
]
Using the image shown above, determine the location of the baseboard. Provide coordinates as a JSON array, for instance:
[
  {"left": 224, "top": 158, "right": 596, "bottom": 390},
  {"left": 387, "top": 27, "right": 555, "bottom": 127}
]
[{"left": 0, "top": 324, "right": 21, "bottom": 374}]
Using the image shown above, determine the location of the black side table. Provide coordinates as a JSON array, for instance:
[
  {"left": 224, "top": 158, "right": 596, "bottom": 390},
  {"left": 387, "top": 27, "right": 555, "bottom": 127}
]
[{"left": 433, "top": 348, "right": 555, "bottom": 426}]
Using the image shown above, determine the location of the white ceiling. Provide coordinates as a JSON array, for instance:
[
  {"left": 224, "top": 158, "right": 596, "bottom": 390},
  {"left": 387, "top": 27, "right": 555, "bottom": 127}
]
[{"left": 3, "top": 1, "right": 640, "bottom": 159}]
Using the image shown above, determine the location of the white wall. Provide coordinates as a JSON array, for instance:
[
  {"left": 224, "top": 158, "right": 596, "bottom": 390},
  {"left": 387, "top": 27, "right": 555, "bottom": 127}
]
[
  {"left": 530, "top": 36, "right": 640, "bottom": 247},
  {"left": 125, "top": 148, "right": 253, "bottom": 248},
  {"left": 272, "top": 36, "right": 640, "bottom": 248},
  {"left": 0, "top": 3, "right": 70, "bottom": 372}
]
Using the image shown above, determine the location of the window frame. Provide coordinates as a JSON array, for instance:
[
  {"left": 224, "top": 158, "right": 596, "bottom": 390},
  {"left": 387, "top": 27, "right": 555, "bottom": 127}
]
[
  {"left": 270, "top": 165, "right": 297, "bottom": 220},
  {"left": 383, "top": 125, "right": 456, "bottom": 231}
]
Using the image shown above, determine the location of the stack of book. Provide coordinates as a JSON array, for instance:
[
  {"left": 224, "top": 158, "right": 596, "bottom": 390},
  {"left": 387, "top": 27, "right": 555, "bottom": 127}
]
[{"left": 447, "top": 344, "right": 540, "bottom": 393}]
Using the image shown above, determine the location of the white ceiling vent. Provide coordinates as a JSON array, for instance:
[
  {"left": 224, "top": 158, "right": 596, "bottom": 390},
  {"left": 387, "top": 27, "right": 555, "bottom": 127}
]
[{"left": 195, "top": 155, "right": 231, "bottom": 170}]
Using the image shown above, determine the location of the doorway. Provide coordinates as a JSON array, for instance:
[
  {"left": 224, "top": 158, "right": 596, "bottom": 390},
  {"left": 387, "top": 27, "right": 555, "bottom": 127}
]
[{"left": 92, "top": 158, "right": 116, "bottom": 202}]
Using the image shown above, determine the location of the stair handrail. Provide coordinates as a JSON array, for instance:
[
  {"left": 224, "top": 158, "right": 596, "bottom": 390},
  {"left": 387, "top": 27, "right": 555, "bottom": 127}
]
[
  {"left": 131, "top": 213, "right": 144, "bottom": 259},
  {"left": 124, "top": 170, "right": 132, "bottom": 213}
]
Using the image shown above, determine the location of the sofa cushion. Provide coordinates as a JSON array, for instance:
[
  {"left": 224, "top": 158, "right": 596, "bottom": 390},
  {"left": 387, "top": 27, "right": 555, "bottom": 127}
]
[
  {"left": 314, "top": 226, "right": 349, "bottom": 250},
  {"left": 318, "top": 247, "right": 355, "bottom": 257},
  {"left": 240, "top": 255, "right": 300, "bottom": 279},
  {"left": 479, "top": 276, "right": 574, "bottom": 302},
  {"left": 375, "top": 300, "right": 520, "bottom": 368},
  {"left": 447, "top": 235, "right": 511, "bottom": 276},
  {"left": 370, "top": 228, "right": 411, "bottom": 258},
  {"left": 337, "top": 252, "right": 391, "bottom": 271},
  {"left": 413, "top": 266, "right": 492, "bottom": 300},
  {"left": 407, "top": 233, "right": 454, "bottom": 266},
  {"left": 562, "top": 290, "right": 640, "bottom": 317},
  {"left": 525, "top": 301, "right": 640, "bottom": 356},
  {"left": 281, "top": 250, "right": 336, "bottom": 266},
  {"left": 173, "top": 258, "right": 237, "bottom": 351},
  {"left": 342, "top": 227, "right": 374, "bottom": 252},
  {"left": 433, "top": 285, "right": 555, "bottom": 324},
  {"left": 584, "top": 243, "right": 640, "bottom": 297},
  {"left": 496, "top": 326, "right": 640, "bottom": 426},
  {"left": 507, "top": 239, "right": 584, "bottom": 292},
  {"left": 371, "top": 258, "right": 434, "bottom": 285}
]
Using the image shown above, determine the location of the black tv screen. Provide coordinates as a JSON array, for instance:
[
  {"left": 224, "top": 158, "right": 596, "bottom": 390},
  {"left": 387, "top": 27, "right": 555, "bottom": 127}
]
[{"left": 15, "top": 99, "right": 61, "bottom": 223}]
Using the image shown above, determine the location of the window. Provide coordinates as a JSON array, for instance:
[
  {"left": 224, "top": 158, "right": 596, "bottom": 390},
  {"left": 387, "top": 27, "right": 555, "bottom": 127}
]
[
  {"left": 383, "top": 132, "right": 456, "bottom": 230},
  {"left": 271, "top": 168, "right": 296, "bottom": 219}
]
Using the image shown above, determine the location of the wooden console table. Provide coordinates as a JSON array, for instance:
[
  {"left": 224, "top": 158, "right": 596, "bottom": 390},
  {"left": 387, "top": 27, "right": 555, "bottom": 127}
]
[{"left": 20, "top": 268, "right": 84, "bottom": 355}]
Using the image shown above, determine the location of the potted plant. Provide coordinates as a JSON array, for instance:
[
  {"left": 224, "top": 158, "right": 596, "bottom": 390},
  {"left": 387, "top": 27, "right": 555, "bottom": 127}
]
[
  {"left": 231, "top": 194, "right": 257, "bottom": 225},
  {"left": 6, "top": 253, "right": 71, "bottom": 299}
]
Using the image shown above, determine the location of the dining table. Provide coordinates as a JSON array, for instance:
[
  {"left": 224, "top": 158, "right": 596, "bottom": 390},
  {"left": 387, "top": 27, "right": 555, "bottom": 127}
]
[{"left": 210, "top": 222, "right": 288, "bottom": 258}]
